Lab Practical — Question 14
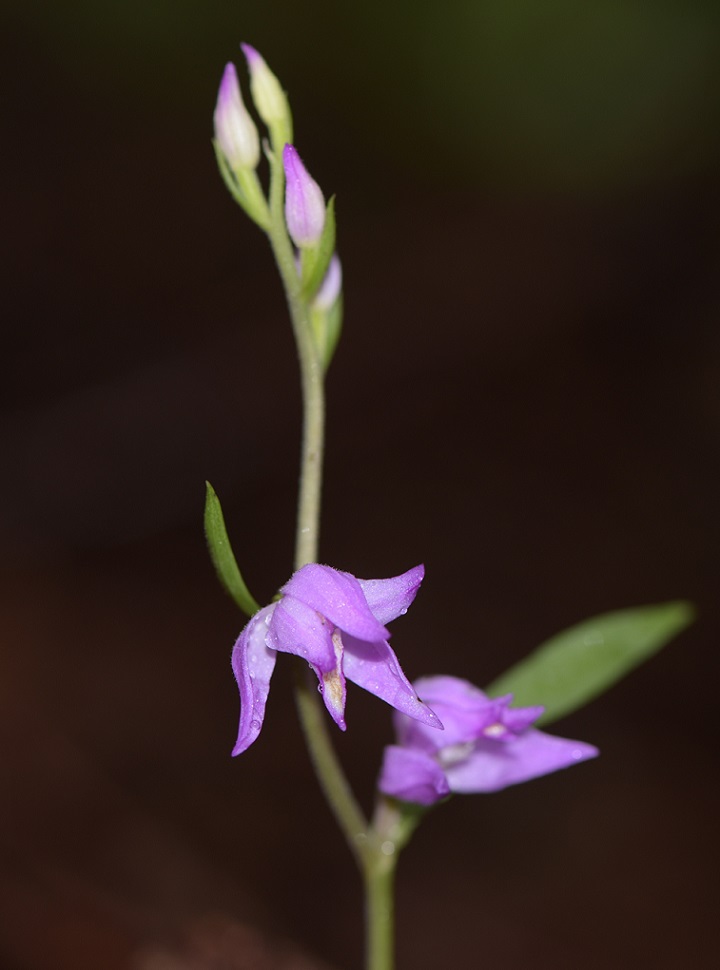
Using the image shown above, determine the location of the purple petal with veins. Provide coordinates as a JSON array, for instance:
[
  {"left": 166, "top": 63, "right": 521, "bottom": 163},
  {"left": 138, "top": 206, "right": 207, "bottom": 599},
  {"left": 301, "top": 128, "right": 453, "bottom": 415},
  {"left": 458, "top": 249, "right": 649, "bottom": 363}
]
[
  {"left": 342, "top": 635, "right": 442, "bottom": 729},
  {"left": 379, "top": 745, "right": 450, "bottom": 806},
  {"left": 358, "top": 564, "right": 425, "bottom": 626},
  {"left": 231, "top": 604, "right": 278, "bottom": 755},
  {"left": 281, "top": 563, "right": 389, "bottom": 643},
  {"left": 266, "top": 594, "right": 336, "bottom": 671}
]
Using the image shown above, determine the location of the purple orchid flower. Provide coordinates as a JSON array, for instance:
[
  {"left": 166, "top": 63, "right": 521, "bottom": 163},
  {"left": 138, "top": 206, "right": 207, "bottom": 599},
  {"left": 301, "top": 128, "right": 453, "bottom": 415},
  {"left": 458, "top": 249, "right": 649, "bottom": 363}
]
[
  {"left": 378, "top": 675, "right": 598, "bottom": 805},
  {"left": 232, "top": 563, "right": 442, "bottom": 755}
]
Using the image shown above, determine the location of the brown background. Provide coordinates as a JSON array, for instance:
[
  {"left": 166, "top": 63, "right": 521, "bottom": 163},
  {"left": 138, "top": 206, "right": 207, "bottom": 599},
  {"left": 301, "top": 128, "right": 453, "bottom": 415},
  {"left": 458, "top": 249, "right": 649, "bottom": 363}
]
[{"left": 1, "top": 2, "right": 719, "bottom": 968}]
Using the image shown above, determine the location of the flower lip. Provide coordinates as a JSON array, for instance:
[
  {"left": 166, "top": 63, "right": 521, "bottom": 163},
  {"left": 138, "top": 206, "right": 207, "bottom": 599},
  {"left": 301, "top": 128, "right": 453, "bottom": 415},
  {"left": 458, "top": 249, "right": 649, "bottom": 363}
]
[{"left": 437, "top": 741, "right": 475, "bottom": 768}]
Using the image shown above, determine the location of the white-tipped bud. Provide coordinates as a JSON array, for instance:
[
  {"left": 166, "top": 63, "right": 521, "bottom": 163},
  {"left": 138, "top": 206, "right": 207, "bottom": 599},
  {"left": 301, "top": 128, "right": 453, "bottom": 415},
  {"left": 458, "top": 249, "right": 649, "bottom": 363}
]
[
  {"left": 241, "top": 43, "right": 291, "bottom": 130},
  {"left": 214, "top": 62, "right": 260, "bottom": 170}
]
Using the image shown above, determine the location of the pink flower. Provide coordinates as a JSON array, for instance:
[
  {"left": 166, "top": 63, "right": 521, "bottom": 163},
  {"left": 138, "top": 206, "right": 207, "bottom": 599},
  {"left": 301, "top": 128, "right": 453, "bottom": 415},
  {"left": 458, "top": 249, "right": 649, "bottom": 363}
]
[
  {"left": 232, "top": 564, "right": 442, "bottom": 754},
  {"left": 379, "top": 675, "right": 598, "bottom": 805}
]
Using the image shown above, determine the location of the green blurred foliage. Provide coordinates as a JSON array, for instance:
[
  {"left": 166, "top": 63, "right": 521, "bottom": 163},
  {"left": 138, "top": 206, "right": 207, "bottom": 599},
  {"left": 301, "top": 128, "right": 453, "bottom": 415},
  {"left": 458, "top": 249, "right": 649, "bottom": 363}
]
[
  {"left": 487, "top": 601, "right": 694, "bottom": 725},
  {"left": 9, "top": 0, "right": 719, "bottom": 190}
]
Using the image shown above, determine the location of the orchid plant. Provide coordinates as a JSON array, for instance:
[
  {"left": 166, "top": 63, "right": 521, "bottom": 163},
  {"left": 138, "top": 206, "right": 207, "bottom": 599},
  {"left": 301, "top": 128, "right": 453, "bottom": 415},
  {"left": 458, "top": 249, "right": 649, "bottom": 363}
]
[{"left": 206, "top": 44, "right": 692, "bottom": 970}]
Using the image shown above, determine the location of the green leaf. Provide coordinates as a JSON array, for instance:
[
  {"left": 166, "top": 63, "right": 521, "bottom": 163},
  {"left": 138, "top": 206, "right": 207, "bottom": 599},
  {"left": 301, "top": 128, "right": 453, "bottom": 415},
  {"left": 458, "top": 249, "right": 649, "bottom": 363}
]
[
  {"left": 301, "top": 195, "right": 337, "bottom": 300},
  {"left": 204, "top": 482, "right": 261, "bottom": 617},
  {"left": 485, "top": 601, "right": 694, "bottom": 726}
]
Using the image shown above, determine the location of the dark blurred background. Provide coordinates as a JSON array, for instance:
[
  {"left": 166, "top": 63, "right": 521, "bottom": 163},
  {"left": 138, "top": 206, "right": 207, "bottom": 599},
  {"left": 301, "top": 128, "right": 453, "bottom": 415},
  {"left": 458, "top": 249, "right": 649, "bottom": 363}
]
[{"left": 2, "top": 2, "right": 719, "bottom": 968}]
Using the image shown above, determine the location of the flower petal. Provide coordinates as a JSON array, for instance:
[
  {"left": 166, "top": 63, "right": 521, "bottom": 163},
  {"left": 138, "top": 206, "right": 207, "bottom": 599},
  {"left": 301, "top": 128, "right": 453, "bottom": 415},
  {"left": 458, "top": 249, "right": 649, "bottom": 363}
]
[
  {"left": 378, "top": 745, "right": 450, "bottom": 805},
  {"left": 266, "top": 594, "right": 336, "bottom": 671},
  {"left": 231, "top": 605, "right": 278, "bottom": 755},
  {"left": 395, "top": 675, "right": 501, "bottom": 752},
  {"left": 342, "top": 635, "right": 443, "bottom": 729},
  {"left": 281, "top": 564, "right": 389, "bottom": 643},
  {"left": 357, "top": 564, "right": 425, "bottom": 626},
  {"left": 443, "top": 729, "right": 599, "bottom": 794},
  {"left": 501, "top": 700, "right": 545, "bottom": 736},
  {"left": 313, "top": 628, "right": 347, "bottom": 731}
]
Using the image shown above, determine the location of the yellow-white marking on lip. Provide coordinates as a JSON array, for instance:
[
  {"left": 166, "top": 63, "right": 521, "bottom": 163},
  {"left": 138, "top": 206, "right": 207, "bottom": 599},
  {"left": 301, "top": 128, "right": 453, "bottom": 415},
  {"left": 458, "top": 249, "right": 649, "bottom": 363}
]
[{"left": 322, "top": 629, "right": 345, "bottom": 716}]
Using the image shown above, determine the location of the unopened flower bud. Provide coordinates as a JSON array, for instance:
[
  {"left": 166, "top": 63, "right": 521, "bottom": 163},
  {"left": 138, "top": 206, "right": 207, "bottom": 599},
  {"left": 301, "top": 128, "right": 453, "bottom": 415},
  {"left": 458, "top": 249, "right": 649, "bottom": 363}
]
[
  {"left": 241, "top": 43, "right": 291, "bottom": 131},
  {"left": 214, "top": 62, "right": 260, "bottom": 170},
  {"left": 313, "top": 254, "right": 342, "bottom": 311},
  {"left": 283, "top": 144, "right": 325, "bottom": 248}
]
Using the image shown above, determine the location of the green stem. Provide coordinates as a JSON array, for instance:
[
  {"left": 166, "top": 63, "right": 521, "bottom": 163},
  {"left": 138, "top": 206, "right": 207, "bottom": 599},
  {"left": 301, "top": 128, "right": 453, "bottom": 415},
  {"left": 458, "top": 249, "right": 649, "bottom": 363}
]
[
  {"left": 266, "top": 151, "right": 324, "bottom": 571},
  {"left": 364, "top": 850, "right": 398, "bottom": 970},
  {"left": 265, "top": 142, "right": 371, "bottom": 856},
  {"left": 265, "top": 140, "right": 401, "bottom": 970},
  {"left": 294, "top": 670, "right": 369, "bottom": 866}
]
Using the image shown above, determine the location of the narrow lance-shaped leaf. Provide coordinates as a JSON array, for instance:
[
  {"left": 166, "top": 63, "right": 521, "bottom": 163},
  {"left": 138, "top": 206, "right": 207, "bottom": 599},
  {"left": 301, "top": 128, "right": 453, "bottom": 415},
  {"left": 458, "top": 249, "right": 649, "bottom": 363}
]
[
  {"left": 486, "top": 601, "right": 694, "bottom": 726},
  {"left": 204, "top": 482, "right": 261, "bottom": 617}
]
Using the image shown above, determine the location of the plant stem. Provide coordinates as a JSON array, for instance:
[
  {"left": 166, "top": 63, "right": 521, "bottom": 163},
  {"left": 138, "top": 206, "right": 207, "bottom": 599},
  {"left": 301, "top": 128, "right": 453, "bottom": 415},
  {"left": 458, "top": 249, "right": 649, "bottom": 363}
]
[
  {"left": 364, "top": 849, "right": 398, "bottom": 970},
  {"left": 294, "top": 670, "right": 369, "bottom": 866},
  {"left": 266, "top": 158, "right": 324, "bottom": 572},
  {"left": 265, "top": 144, "right": 371, "bottom": 854},
  {"left": 266, "top": 143, "right": 399, "bottom": 970}
]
